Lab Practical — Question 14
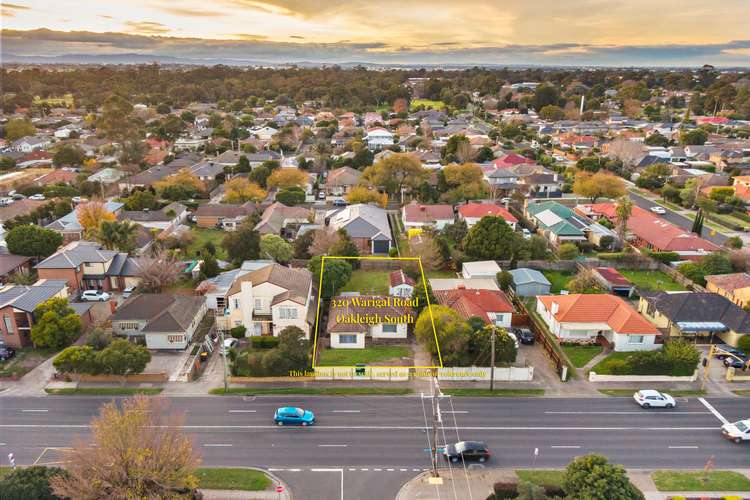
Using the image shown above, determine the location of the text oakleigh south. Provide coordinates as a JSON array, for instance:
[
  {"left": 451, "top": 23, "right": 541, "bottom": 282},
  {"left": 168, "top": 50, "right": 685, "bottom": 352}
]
[{"left": 332, "top": 296, "right": 417, "bottom": 325}]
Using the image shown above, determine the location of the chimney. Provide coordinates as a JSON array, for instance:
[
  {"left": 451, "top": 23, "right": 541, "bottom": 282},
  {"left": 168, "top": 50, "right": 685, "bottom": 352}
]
[{"left": 551, "top": 301, "right": 559, "bottom": 315}]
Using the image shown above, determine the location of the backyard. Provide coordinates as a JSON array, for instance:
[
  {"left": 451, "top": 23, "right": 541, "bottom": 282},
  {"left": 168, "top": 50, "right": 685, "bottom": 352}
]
[
  {"left": 618, "top": 270, "right": 686, "bottom": 292},
  {"left": 561, "top": 344, "right": 603, "bottom": 368},
  {"left": 186, "top": 227, "right": 227, "bottom": 261},
  {"left": 341, "top": 270, "right": 391, "bottom": 295},
  {"left": 316, "top": 345, "right": 412, "bottom": 366},
  {"left": 542, "top": 270, "right": 574, "bottom": 293}
]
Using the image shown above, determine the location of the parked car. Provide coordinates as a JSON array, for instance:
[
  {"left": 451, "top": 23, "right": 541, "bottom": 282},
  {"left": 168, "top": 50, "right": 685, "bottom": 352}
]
[
  {"left": 649, "top": 206, "right": 666, "bottom": 215},
  {"left": 317, "top": 191, "right": 326, "bottom": 200},
  {"left": 220, "top": 337, "right": 239, "bottom": 355},
  {"left": 274, "top": 406, "right": 316, "bottom": 426},
  {"left": 71, "top": 196, "right": 88, "bottom": 204},
  {"left": 0, "top": 346, "right": 16, "bottom": 362},
  {"left": 511, "top": 327, "right": 535, "bottom": 345},
  {"left": 633, "top": 390, "right": 676, "bottom": 408},
  {"left": 723, "top": 355, "right": 749, "bottom": 370},
  {"left": 0, "top": 198, "right": 14, "bottom": 206},
  {"left": 722, "top": 419, "right": 750, "bottom": 443},
  {"left": 122, "top": 286, "right": 136, "bottom": 299},
  {"left": 80, "top": 290, "right": 111, "bottom": 302},
  {"left": 443, "top": 441, "right": 491, "bottom": 463},
  {"left": 714, "top": 344, "right": 746, "bottom": 360},
  {"left": 500, "top": 197, "right": 512, "bottom": 204},
  {"left": 332, "top": 199, "right": 348, "bottom": 207},
  {"left": 29, "top": 194, "right": 46, "bottom": 201},
  {"left": 521, "top": 228, "right": 531, "bottom": 239}
]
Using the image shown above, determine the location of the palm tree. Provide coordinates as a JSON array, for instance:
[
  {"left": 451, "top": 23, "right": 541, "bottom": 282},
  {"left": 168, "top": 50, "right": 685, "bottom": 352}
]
[
  {"left": 97, "top": 220, "right": 138, "bottom": 253},
  {"left": 614, "top": 196, "right": 633, "bottom": 247}
]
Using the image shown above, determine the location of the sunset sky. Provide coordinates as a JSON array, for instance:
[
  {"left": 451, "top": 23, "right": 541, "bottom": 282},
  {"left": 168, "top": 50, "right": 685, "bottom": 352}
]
[{"left": 3, "top": 0, "right": 750, "bottom": 66}]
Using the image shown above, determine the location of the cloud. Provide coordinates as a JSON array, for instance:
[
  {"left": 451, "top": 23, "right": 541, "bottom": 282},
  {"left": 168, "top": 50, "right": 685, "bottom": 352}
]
[
  {"left": 123, "top": 21, "right": 171, "bottom": 35},
  {"left": 157, "top": 6, "right": 225, "bottom": 17},
  {"left": 2, "top": 2, "right": 30, "bottom": 17},
  {"left": 232, "top": 33, "right": 268, "bottom": 41},
  {"left": 289, "top": 35, "right": 304, "bottom": 39}
]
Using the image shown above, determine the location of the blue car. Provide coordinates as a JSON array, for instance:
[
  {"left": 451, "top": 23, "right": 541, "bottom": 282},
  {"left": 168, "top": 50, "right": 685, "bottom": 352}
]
[{"left": 274, "top": 407, "right": 316, "bottom": 426}]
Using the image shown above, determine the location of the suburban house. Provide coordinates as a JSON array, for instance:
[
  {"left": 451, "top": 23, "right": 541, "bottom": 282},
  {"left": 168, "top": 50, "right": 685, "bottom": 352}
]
[
  {"left": 217, "top": 263, "right": 315, "bottom": 337},
  {"left": 326, "top": 203, "right": 392, "bottom": 255},
  {"left": 526, "top": 201, "right": 588, "bottom": 246},
  {"left": 0, "top": 255, "right": 32, "bottom": 284},
  {"left": 326, "top": 295, "right": 414, "bottom": 349},
  {"left": 732, "top": 175, "right": 750, "bottom": 203},
  {"left": 110, "top": 293, "right": 207, "bottom": 350},
  {"left": 508, "top": 268, "right": 551, "bottom": 297},
  {"left": 325, "top": 167, "right": 362, "bottom": 197},
  {"left": 705, "top": 273, "right": 750, "bottom": 308},
  {"left": 458, "top": 203, "right": 518, "bottom": 229},
  {"left": 430, "top": 278, "right": 500, "bottom": 292},
  {"left": 639, "top": 291, "right": 750, "bottom": 347},
  {"left": 254, "top": 202, "right": 313, "bottom": 237},
  {"left": 592, "top": 267, "right": 635, "bottom": 297},
  {"left": 10, "top": 136, "right": 52, "bottom": 153},
  {"left": 194, "top": 202, "right": 255, "bottom": 231},
  {"left": 461, "top": 261, "right": 501, "bottom": 280},
  {"left": 434, "top": 287, "right": 514, "bottom": 328},
  {"left": 536, "top": 294, "right": 660, "bottom": 351},
  {"left": 401, "top": 201, "right": 454, "bottom": 230},
  {"left": 0, "top": 279, "right": 93, "bottom": 348},
  {"left": 35, "top": 240, "right": 143, "bottom": 293},
  {"left": 117, "top": 163, "right": 183, "bottom": 191},
  {"left": 389, "top": 270, "right": 415, "bottom": 298},
  {"left": 46, "top": 201, "right": 124, "bottom": 242},
  {"left": 118, "top": 202, "right": 187, "bottom": 232},
  {"left": 364, "top": 127, "right": 395, "bottom": 150}
]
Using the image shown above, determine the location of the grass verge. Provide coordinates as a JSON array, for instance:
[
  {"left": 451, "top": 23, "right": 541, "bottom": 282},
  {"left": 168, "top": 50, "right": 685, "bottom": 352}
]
[
  {"left": 0, "top": 466, "right": 11, "bottom": 479},
  {"left": 561, "top": 345, "right": 602, "bottom": 368},
  {"left": 195, "top": 468, "right": 271, "bottom": 491},
  {"left": 210, "top": 387, "right": 412, "bottom": 395},
  {"left": 44, "top": 387, "right": 164, "bottom": 396},
  {"left": 651, "top": 470, "right": 750, "bottom": 491},
  {"left": 732, "top": 389, "right": 750, "bottom": 396},
  {"left": 598, "top": 389, "right": 705, "bottom": 397},
  {"left": 442, "top": 388, "right": 545, "bottom": 397},
  {"left": 516, "top": 470, "right": 565, "bottom": 488},
  {"left": 316, "top": 345, "right": 411, "bottom": 366}
]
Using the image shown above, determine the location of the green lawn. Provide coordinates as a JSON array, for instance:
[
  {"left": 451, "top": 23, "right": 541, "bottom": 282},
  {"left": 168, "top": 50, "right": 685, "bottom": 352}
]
[
  {"left": 195, "top": 468, "right": 271, "bottom": 491},
  {"left": 186, "top": 227, "right": 228, "bottom": 261},
  {"left": 561, "top": 345, "right": 603, "bottom": 368},
  {"left": 410, "top": 98, "right": 446, "bottom": 110},
  {"left": 44, "top": 388, "right": 164, "bottom": 396},
  {"left": 618, "top": 270, "right": 687, "bottom": 292},
  {"left": 542, "top": 271, "right": 573, "bottom": 293},
  {"left": 210, "top": 387, "right": 412, "bottom": 395},
  {"left": 651, "top": 470, "right": 750, "bottom": 491},
  {"left": 442, "top": 388, "right": 545, "bottom": 397},
  {"left": 598, "top": 388, "right": 705, "bottom": 397},
  {"left": 341, "top": 270, "right": 391, "bottom": 295},
  {"left": 516, "top": 470, "right": 565, "bottom": 488},
  {"left": 591, "top": 350, "right": 695, "bottom": 376},
  {"left": 659, "top": 199, "right": 683, "bottom": 212},
  {"left": 316, "top": 345, "right": 412, "bottom": 366}
]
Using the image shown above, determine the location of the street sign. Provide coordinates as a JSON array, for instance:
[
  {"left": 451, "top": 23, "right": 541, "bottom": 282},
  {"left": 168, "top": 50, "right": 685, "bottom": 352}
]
[{"left": 276, "top": 485, "right": 284, "bottom": 493}]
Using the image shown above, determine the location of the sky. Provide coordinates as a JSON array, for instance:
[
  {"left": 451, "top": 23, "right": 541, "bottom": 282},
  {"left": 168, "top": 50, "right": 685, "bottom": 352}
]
[{"left": 2, "top": 0, "right": 750, "bottom": 66}]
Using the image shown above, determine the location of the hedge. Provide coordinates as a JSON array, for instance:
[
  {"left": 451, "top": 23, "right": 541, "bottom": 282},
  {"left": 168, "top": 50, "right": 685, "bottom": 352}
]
[{"left": 250, "top": 336, "right": 280, "bottom": 349}]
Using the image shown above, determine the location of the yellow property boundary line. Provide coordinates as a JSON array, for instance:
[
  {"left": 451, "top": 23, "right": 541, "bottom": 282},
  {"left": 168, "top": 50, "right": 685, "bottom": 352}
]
[{"left": 311, "top": 255, "right": 443, "bottom": 369}]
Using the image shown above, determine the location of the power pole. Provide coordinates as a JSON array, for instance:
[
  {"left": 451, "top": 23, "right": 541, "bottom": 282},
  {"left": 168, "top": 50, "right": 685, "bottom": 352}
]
[
  {"left": 431, "top": 374, "right": 442, "bottom": 478},
  {"left": 489, "top": 330, "right": 496, "bottom": 392},
  {"left": 217, "top": 314, "right": 228, "bottom": 392}
]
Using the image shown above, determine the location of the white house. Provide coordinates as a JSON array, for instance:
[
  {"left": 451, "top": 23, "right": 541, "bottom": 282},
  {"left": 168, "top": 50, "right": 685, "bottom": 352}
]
[
  {"left": 461, "top": 261, "right": 501, "bottom": 280},
  {"left": 326, "top": 295, "right": 414, "bottom": 349},
  {"left": 11, "top": 136, "right": 52, "bottom": 153},
  {"left": 251, "top": 126, "right": 279, "bottom": 141},
  {"left": 364, "top": 127, "right": 395, "bottom": 150},
  {"left": 389, "top": 270, "right": 415, "bottom": 298}
]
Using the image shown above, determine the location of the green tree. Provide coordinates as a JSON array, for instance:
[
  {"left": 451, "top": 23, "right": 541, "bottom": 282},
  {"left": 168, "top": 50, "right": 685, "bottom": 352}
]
[
  {"left": 96, "top": 339, "right": 151, "bottom": 383},
  {"left": 725, "top": 236, "right": 743, "bottom": 249},
  {"left": 0, "top": 465, "right": 69, "bottom": 500},
  {"left": 533, "top": 84, "right": 561, "bottom": 110},
  {"left": 221, "top": 223, "right": 261, "bottom": 264},
  {"left": 681, "top": 128, "right": 708, "bottom": 146},
  {"left": 97, "top": 94, "right": 138, "bottom": 142},
  {"left": 293, "top": 229, "right": 315, "bottom": 259},
  {"left": 201, "top": 253, "right": 220, "bottom": 278},
  {"left": 53, "top": 144, "right": 86, "bottom": 167},
  {"left": 539, "top": 104, "right": 565, "bottom": 121},
  {"left": 5, "top": 118, "right": 36, "bottom": 141},
  {"left": 462, "top": 216, "right": 519, "bottom": 260},
  {"left": 276, "top": 186, "right": 306, "bottom": 205},
  {"left": 275, "top": 326, "right": 311, "bottom": 372},
  {"left": 562, "top": 454, "right": 645, "bottom": 500},
  {"left": 124, "top": 189, "right": 158, "bottom": 210},
  {"left": 329, "top": 229, "right": 360, "bottom": 261},
  {"left": 308, "top": 256, "right": 352, "bottom": 300},
  {"left": 97, "top": 219, "right": 138, "bottom": 253},
  {"left": 496, "top": 270, "right": 513, "bottom": 291},
  {"left": 53, "top": 345, "right": 99, "bottom": 375},
  {"left": 526, "top": 235, "right": 550, "bottom": 260},
  {"left": 411, "top": 278, "right": 436, "bottom": 316},
  {"left": 644, "top": 132, "right": 670, "bottom": 147},
  {"left": 6, "top": 224, "right": 63, "bottom": 259},
  {"left": 361, "top": 153, "right": 426, "bottom": 201},
  {"left": 558, "top": 243, "right": 579, "bottom": 260},
  {"left": 737, "top": 335, "right": 750, "bottom": 353},
  {"left": 663, "top": 339, "right": 700, "bottom": 374},
  {"left": 614, "top": 196, "right": 633, "bottom": 245},
  {"left": 30, "top": 297, "right": 82, "bottom": 350},
  {"left": 415, "top": 305, "right": 471, "bottom": 366},
  {"left": 474, "top": 325, "right": 517, "bottom": 365},
  {"left": 260, "top": 234, "right": 293, "bottom": 263},
  {"left": 249, "top": 165, "right": 270, "bottom": 187}
]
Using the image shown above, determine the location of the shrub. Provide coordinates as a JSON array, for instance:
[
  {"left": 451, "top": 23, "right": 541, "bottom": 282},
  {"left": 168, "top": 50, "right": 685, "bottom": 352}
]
[
  {"left": 558, "top": 243, "right": 579, "bottom": 260},
  {"left": 606, "top": 358, "right": 630, "bottom": 375},
  {"left": 0, "top": 465, "right": 69, "bottom": 500},
  {"left": 738, "top": 335, "right": 750, "bottom": 354},
  {"left": 627, "top": 350, "right": 671, "bottom": 375},
  {"left": 492, "top": 481, "right": 519, "bottom": 499},
  {"left": 648, "top": 251, "right": 680, "bottom": 264},
  {"left": 229, "top": 325, "right": 247, "bottom": 339},
  {"left": 250, "top": 336, "right": 280, "bottom": 349},
  {"left": 663, "top": 339, "right": 700, "bottom": 375}
]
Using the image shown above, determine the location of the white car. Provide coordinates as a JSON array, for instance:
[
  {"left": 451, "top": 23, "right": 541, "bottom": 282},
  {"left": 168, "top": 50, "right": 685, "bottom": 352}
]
[
  {"left": 633, "top": 389, "right": 676, "bottom": 408},
  {"left": 521, "top": 228, "right": 532, "bottom": 239},
  {"left": 71, "top": 196, "right": 88, "bottom": 204},
  {"left": 80, "top": 290, "right": 111, "bottom": 302},
  {"left": 29, "top": 194, "right": 46, "bottom": 201},
  {"left": 221, "top": 338, "right": 239, "bottom": 355},
  {"left": 122, "top": 286, "right": 136, "bottom": 299},
  {"left": 649, "top": 206, "right": 666, "bottom": 215},
  {"left": 722, "top": 419, "right": 750, "bottom": 443},
  {"left": 0, "top": 198, "right": 14, "bottom": 206},
  {"left": 500, "top": 197, "right": 512, "bottom": 204}
]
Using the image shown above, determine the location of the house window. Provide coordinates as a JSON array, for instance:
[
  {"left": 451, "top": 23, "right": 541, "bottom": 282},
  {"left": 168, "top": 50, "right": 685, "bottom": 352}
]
[
  {"left": 216, "top": 297, "right": 225, "bottom": 310},
  {"left": 628, "top": 335, "right": 644, "bottom": 344},
  {"left": 339, "top": 334, "right": 357, "bottom": 344},
  {"left": 167, "top": 334, "right": 185, "bottom": 343},
  {"left": 279, "top": 307, "right": 298, "bottom": 319},
  {"left": 254, "top": 323, "right": 262, "bottom": 335},
  {"left": 254, "top": 299, "right": 262, "bottom": 311},
  {"left": 119, "top": 322, "right": 139, "bottom": 331},
  {"left": 233, "top": 298, "right": 240, "bottom": 310},
  {"left": 494, "top": 314, "right": 505, "bottom": 325},
  {"left": 3, "top": 315, "right": 14, "bottom": 334},
  {"left": 382, "top": 324, "right": 397, "bottom": 333}
]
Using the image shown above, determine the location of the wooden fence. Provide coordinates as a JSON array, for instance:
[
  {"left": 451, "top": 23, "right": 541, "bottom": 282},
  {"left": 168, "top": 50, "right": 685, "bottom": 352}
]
[{"left": 511, "top": 291, "right": 568, "bottom": 381}]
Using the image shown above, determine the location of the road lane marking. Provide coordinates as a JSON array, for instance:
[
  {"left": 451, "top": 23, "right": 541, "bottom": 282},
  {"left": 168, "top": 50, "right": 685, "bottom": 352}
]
[
  {"left": 287, "top": 468, "right": 301, "bottom": 472},
  {"left": 0, "top": 424, "right": 722, "bottom": 431},
  {"left": 349, "top": 468, "right": 356, "bottom": 471},
  {"left": 698, "top": 398, "right": 729, "bottom": 425},
  {"left": 318, "top": 444, "right": 347, "bottom": 447},
  {"left": 669, "top": 446, "right": 699, "bottom": 449},
  {"left": 374, "top": 468, "right": 382, "bottom": 471},
  {"left": 412, "top": 468, "right": 421, "bottom": 471},
  {"left": 21, "top": 409, "right": 48, "bottom": 412},
  {"left": 361, "top": 468, "right": 369, "bottom": 471},
  {"left": 387, "top": 468, "right": 394, "bottom": 471},
  {"left": 550, "top": 445, "right": 580, "bottom": 449},
  {"left": 268, "top": 468, "right": 284, "bottom": 471},
  {"left": 228, "top": 410, "right": 256, "bottom": 413},
  {"left": 203, "top": 443, "right": 232, "bottom": 447},
  {"left": 400, "top": 468, "right": 408, "bottom": 471},
  {"left": 444, "top": 411, "right": 469, "bottom": 414},
  {"left": 544, "top": 411, "right": 709, "bottom": 415},
  {"left": 331, "top": 410, "right": 361, "bottom": 413}
]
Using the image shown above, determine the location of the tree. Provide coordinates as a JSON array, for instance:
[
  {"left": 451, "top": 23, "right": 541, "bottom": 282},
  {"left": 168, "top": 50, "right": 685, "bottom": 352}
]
[
  {"left": 260, "top": 234, "right": 293, "bottom": 263},
  {"left": 249, "top": 165, "right": 271, "bottom": 187},
  {"left": 533, "top": 84, "right": 561, "bottom": 110},
  {"left": 411, "top": 279, "right": 436, "bottom": 316},
  {"left": 725, "top": 236, "right": 743, "bottom": 249},
  {"left": 562, "top": 454, "right": 645, "bottom": 500},
  {"left": 30, "top": 297, "right": 82, "bottom": 350},
  {"left": 567, "top": 269, "right": 605, "bottom": 294},
  {"left": 496, "top": 270, "right": 513, "bottom": 291},
  {"left": 441, "top": 219, "right": 468, "bottom": 247},
  {"left": 737, "top": 335, "right": 750, "bottom": 354},
  {"left": 223, "top": 178, "right": 267, "bottom": 203},
  {"left": 275, "top": 325, "right": 311, "bottom": 372},
  {"left": 645, "top": 132, "right": 670, "bottom": 147},
  {"left": 97, "top": 94, "right": 138, "bottom": 142},
  {"left": 538, "top": 104, "right": 565, "bottom": 121},
  {"left": 614, "top": 196, "right": 633, "bottom": 245},
  {"left": 681, "top": 128, "right": 708, "bottom": 146},
  {"left": 5, "top": 224, "right": 63, "bottom": 259},
  {"left": 573, "top": 171, "right": 626, "bottom": 203},
  {"left": 474, "top": 325, "right": 517, "bottom": 365},
  {"left": 124, "top": 189, "right": 158, "bottom": 210},
  {"left": 136, "top": 252, "right": 181, "bottom": 292},
  {"left": 0, "top": 465, "right": 69, "bottom": 500},
  {"left": 663, "top": 339, "right": 700, "bottom": 374},
  {"left": 294, "top": 229, "right": 316, "bottom": 259},
  {"left": 51, "top": 396, "right": 200, "bottom": 499},
  {"left": 53, "top": 144, "right": 86, "bottom": 167},
  {"left": 462, "top": 216, "right": 519, "bottom": 260},
  {"left": 440, "top": 163, "right": 489, "bottom": 203},
  {"left": 221, "top": 223, "right": 261, "bottom": 264},
  {"left": 691, "top": 208, "right": 704, "bottom": 235},
  {"left": 415, "top": 305, "right": 471, "bottom": 366},
  {"left": 405, "top": 235, "right": 444, "bottom": 271},
  {"left": 309, "top": 256, "right": 352, "bottom": 300},
  {"left": 53, "top": 345, "right": 99, "bottom": 376},
  {"left": 516, "top": 480, "right": 549, "bottom": 500},
  {"left": 155, "top": 169, "right": 204, "bottom": 200},
  {"left": 635, "top": 163, "right": 672, "bottom": 190},
  {"left": 558, "top": 242, "right": 579, "bottom": 260},
  {"left": 442, "top": 135, "right": 472, "bottom": 163},
  {"left": 201, "top": 253, "right": 220, "bottom": 278},
  {"left": 5, "top": 118, "right": 36, "bottom": 141},
  {"left": 97, "top": 219, "right": 138, "bottom": 253},
  {"left": 276, "top": 186, "right": 306, "bottom": 206},
  {"left": 329, "top": 229, "right": 360, "bottom": 260},
  {"left": 77, "top": 200, "right": 116, "bottom": 237},
  {"left": 474, "top": 146, "right": 495, "bottom": 163},
  {"left": 680, "top": 178, "right": 701, "bottom": 208},
  {"left": 267, "top": 168, "right": 308, "bottom": 190},
  {"left": 345, "top": 186, "right": 388, "bottom": 207},
  {"left": 526, "top": 235, "right": 550, "bottom": 260},
  {"left": 607, "top": 138, "right": 644, "bottom": 168},
  {"left": 96, "top": 339, "right": 151, "bottom": 384},
  {"left": 361, "top": 153, "right": 426, "bottom": 201}
]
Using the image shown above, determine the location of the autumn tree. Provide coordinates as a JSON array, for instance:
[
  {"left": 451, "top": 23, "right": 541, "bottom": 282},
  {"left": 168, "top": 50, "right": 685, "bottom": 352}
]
[
  {"left": 345, "top": 186, "right": 388, "bottom": 207},
  {"left": 361, "top": 153, "right": 426, "bottom": 201},
  {"left": 154, "top": 169, "right": 204, "bottom": 201},
  {"left": 573, "top": 171, "right": 626, "bottom": 203},
  {"left": 77, "top": 200, "right": 116, "bottom": 237},
  {"left": 135, "top": 252, "right": 181, "bottom": 292},
  {"left": 51, "top": 396, "right": 201, "bottom": 499},
  {"left": 309, "top": 229, "right": 342, "bottom": 255},
  {"left": 440, "top": 163, "right": 489, "bottom": 203},
  {"left": 267, "top": 168, "right": 308, "bottom": 190},
  {"left": 223, "top": 178, "right": 267, "bottom": 203}
]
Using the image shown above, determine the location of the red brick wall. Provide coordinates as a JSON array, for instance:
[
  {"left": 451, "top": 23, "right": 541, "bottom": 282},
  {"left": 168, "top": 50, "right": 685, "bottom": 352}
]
[
  {"left": 0, "top": 307, "right": 31, "bottom": 348},
  {"left": 38, "top": 268, "right": 82, "bottom": 291}
]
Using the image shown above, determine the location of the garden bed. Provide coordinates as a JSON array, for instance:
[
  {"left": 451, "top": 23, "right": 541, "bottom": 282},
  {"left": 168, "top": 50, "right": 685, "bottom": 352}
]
[{"left": 0, "top": 348, "right": 56, "bottom": 379}]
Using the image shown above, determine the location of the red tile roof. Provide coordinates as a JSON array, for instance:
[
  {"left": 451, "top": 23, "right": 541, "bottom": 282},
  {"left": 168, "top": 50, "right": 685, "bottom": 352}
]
[
  {"left": 458, "top": 203, "right": 518, "bottom": 223},
  {"left": 492, "top": 153, "right": 535, "bottom": 168},
  {"left": 594, "top": 267, "right": 632, "bottom": 288},
  {"left": 537, "top": 294, "right": 658, "bottom": 335},
  {"left": 389, "top": 270, "right": 416, "bottom": 288},
  {"left": 434, "top": 288, "right": 514, "bottom": 323},
  {"left": 402, "top": 202, "right": 454, "bottom": 223},
  {"left": 705, "top": 272, "right": 750, "bottom": 292}
]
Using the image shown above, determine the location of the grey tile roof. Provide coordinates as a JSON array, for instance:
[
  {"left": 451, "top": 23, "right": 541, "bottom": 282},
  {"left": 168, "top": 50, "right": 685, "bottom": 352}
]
[
  {"left": 645, "top": 292, "right": 750, "bottom": 334},
  {"left": 0, "top": 282, "right": 67, "bottom": 313},
  {"left": 36, "top": 241, "right": 119, "bottom": 269},
  {"left": 112, "top": 293, "right": 206, "bottom": 333}
]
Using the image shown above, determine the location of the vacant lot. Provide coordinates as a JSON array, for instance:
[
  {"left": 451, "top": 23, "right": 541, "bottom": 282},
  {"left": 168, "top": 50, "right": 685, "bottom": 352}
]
[{"left": 187, "top": 227, "right": 228, "bottom": 261}]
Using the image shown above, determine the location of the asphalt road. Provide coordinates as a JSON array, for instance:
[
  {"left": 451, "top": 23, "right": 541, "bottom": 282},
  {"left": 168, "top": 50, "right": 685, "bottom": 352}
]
[
  {"left": 1, "top": 395, "right": 748, "bottom": 499},
  {"left": 628, "top": 191, "right": 728, "bottom": 245}
]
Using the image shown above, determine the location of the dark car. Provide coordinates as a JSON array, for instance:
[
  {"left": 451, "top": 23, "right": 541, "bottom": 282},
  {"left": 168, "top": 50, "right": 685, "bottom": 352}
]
[
  {"left": 0, "top": 346, "right": 16, "bottom": 362},
  {"left": 511, "top": 328, "right": 534, "bottom": 345},
  {"left": 724, "top": 355, "right": 749, "bottom": 370},
  {"left": 714, "top": 344, "right": 745, "bottom": 360},
  {"left": 443, "top": 441, "right": 490, "bottom": 463}
]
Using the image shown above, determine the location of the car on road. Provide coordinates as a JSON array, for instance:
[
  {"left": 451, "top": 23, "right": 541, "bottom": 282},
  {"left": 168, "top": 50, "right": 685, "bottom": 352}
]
[
  {"left": 714, "top": 344, "right": 746, "bottom": 360},
  {"left": 649, "top": 206, "right": 666, "bottom": 215},
  {"left": 0, "top": 346, "right": 16, "bottom": 361},
  {"left": 220, "top": 338, "right": 239, "bottom": 355},
  {"left": 29, "top": 194, "right": 46, "bottom": 201},
  {"left": 722, "top": 419, "right": 750, "bottom": 443},
  {"left": 723, "top": 355, "right": 749, "bottom": 370},
  {"left": 71, "top": 196, "right": 88, "bottom": 204},
  {"left": 80, "top": 290, "right": 111, "bottom": 302},
  {"left": 500, "top": 197, "right": 512, "bottom": 204},
  {"left": 633, "top": 390, "right": 676, "bottom": 408},
  {"left": 274, "top": 406, "right": 316, "bottom": 426},
  {"left": 0, "top": 197, "right": 14, "bottom": 206},
  {"left": 511, "top": 327, "right": 535, "bottom": 345},
  {"left": 444, "top": 441, "right": 490, "bottom": 463}
]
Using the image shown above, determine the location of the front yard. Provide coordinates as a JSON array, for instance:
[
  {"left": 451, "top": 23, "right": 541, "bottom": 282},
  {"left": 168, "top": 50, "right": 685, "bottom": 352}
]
[
  {"left": 561, "top": 345, "right": 603, "bottom": 368},
  {"left": 618, "top": 270, "right": 686, "bottom": 292},
  {"left": 0, "top": 348, "right": 56, "bottom": 379},
  {"left": 651, "top": 470, "right": 750, "bottom": 491},
  {"left": 316, "top": 345, "right": 412, "bottom": 366}
]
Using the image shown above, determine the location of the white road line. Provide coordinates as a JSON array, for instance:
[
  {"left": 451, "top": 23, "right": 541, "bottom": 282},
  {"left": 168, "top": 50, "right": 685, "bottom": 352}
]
[
  {"left": 412, "top": 468, "right": 421, "bottom": 471},
  {"left": 21, "top": 409, "right": 49, "bottom": 412},
  {"left": 228, "top": 410, "right": 256, "bottom": 413},
  {"left": 669, "top": 446, "right": 699, "bottom": 449},
  {"left": 331, "top": 410, "right": 361, "bottom": 413},
  {"left": 0, "top": 424, "right": 722, "bottom": 431},
  {"left": 544, "top": 411, "right": 709, "bottom": 415},
  {"left": 698, "top": 398, "right": 729, "bottom": 425},
  {"left": 550, "top": 445, "right": 581, "bottom": 449},
  {"left": 400, "top": 468, "right": 408, "bottom": 471},
  {"left": 361, "top": 468, "right": 369, "bottom": 471},
  {"left": 387, "top": 468, "right": 394, "bottom": 471},
  {"left": 444, "top": 411, "right": 469, "bottom": 414},
  {"left": 0, "top": 443, "right": 5, "bottom": 446},
  {"left": 318, "top": 444, "right": 347, "bottom": 447},
  {"left": 268, "top": 468, "right": 284, "bottom": 471},
  {"left": 287, "top": 468, "right": 301, "bottom": 472},
  {"left": 374, "top": 468, "right": 382, "bottom": 471},
  {"left": 203, "top": 443, "right": 232, "bottom": 447},
  {"left": 348, "top": 468, "right": 356, "bottom": 471}
]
